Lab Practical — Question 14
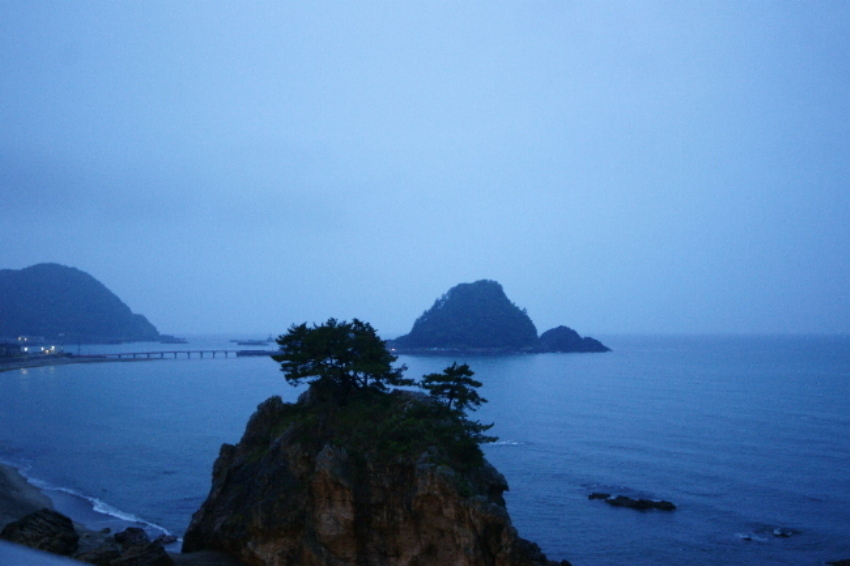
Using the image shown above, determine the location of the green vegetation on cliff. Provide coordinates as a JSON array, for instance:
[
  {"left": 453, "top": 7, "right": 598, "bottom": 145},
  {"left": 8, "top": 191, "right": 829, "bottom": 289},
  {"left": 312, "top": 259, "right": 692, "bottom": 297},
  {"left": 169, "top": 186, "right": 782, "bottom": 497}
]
[
  {"left": 272, "top": 318, "right": 413, "bottom": 397},
  {"left": 260, "top": 387, "right": 492, "bottom": 472},
  {"left": 0, "top": 263, "right": 160, "bottom": 343},
  {"left": 271, "top": 318, "right": 495, "bottom": 469}
]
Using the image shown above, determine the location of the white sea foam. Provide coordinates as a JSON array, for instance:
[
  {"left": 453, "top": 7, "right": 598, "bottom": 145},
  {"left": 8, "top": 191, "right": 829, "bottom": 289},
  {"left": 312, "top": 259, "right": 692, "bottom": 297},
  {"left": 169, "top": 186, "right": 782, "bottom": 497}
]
[
  {"left": 489, "top": 440, "right": 524, "bottom": 446},
  {"left": 26, "top": 477, "right": 171, "bottom": 537}
]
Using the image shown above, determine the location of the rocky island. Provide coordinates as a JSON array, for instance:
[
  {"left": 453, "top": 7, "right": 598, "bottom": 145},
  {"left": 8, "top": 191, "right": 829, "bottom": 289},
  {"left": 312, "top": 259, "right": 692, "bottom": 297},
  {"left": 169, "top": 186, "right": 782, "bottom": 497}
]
[
  {"left": 183, "top": 318, "right": 571, "bottom": 566},
  {"left": 390, "top": 280, "right": 609, "bottom": 354}
]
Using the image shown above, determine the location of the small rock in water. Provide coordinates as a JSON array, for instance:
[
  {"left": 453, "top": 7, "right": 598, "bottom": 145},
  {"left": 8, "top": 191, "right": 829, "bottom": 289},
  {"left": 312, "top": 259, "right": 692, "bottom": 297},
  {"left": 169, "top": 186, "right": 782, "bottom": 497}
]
[
  {"left": 772, "top": 527, "right": 794, "bottom": 538},
  {"left": 604, "top": 495, "right": 676, "bottom": 511},
  {"left": 737, "top": 532, "right": 767, "bottom": 543},
  {"left": 588, "top": 492, "right": 611, "bottom": 500}
]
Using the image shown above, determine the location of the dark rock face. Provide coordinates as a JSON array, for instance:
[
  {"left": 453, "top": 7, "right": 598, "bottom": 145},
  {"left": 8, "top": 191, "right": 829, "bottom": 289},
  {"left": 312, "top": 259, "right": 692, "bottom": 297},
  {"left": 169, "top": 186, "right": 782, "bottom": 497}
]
[
  {"left": 0, "top": 507, "right": 79, "bottom": 555},
  {"left": 114, "top": 527, "right": 152, "bottom": 548},
  {"left": 0, "top": 263, "right": 161, "bottom": 343},
  {"left": 111, "top": 542, "right": 174, "bottom": 566},
  {"left": 76, "top": 526, "right": 175, "bottom": 566},
  {"left": 392, "top": 280, "right": 539, "bottom": 352},
  {"left": 536, "top": 326, "right": 610, "bottom": 353},
  {"left": 183, "top": 394, "right": 570, "bottom": 566}
]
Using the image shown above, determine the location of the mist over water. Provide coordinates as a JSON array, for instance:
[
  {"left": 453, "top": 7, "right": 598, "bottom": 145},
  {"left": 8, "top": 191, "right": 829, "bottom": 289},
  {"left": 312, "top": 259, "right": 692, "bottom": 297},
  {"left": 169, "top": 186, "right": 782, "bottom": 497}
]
[
  {"left": 1, "top": 334, "right": 848, "bottom": 565},
  {"left": 4, "top": 5, "right": 849, "bottom": 563},
  {"left": 3, "top": 3, "right": 849, "bottom": 338}
]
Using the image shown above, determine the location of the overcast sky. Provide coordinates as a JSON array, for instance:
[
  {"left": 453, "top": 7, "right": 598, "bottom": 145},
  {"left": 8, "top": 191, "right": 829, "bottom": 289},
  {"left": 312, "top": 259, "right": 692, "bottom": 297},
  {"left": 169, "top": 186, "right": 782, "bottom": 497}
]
[{"left": 2, "top": 2, "right": 849, "bottom": 337}]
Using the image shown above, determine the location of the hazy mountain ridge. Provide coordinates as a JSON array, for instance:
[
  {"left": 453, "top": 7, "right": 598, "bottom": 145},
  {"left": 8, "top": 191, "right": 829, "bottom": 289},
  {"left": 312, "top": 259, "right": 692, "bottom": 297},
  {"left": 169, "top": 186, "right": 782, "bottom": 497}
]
[
  {"left": 0, "top": 263, "right": 161, "bottom": 343},
  {"left": 391, "top": 280, "right": 609, "bottom": 353}
]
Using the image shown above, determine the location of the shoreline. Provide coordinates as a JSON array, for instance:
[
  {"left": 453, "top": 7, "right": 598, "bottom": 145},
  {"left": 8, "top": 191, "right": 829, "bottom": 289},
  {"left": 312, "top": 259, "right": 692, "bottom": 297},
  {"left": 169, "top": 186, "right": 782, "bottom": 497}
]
[
  {"left": 0, "top": 463, "right": 55, "bottom": 530},
  {"left": 0, "top": 462, "right": 161, "bottom": 539},
  {"left": 0, "top": 356, "right": 158, "bottom": 373},
  {"left": 0, "top": 463, "right": 241, "bottom": 564}
]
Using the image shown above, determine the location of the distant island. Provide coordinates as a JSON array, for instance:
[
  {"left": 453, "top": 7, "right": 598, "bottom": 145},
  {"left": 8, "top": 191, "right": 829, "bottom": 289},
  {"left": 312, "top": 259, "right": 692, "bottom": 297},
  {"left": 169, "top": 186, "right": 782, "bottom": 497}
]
[
  {"left": 389, "top": 280, "right": 609, "bottom": 354},
  {"left": 0, "top": 263, "right": 163, "bottom": 345}
]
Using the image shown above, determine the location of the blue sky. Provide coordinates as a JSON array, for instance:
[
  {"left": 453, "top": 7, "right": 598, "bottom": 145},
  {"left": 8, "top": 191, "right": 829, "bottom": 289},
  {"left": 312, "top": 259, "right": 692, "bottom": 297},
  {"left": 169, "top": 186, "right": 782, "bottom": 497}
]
[{"left": 2, "top": 2, "right": 849, "bottom": 337}]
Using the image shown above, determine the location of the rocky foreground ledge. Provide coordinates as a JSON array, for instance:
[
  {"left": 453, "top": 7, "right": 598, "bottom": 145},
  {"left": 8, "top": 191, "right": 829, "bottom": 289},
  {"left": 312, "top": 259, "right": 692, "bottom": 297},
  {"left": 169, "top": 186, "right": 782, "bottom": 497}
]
[
  {"left": 183, "top": 391, "right": 572, "bottom": 566},
  {"left": 0, "top": 464, "right": 238, "bottom": 565}
]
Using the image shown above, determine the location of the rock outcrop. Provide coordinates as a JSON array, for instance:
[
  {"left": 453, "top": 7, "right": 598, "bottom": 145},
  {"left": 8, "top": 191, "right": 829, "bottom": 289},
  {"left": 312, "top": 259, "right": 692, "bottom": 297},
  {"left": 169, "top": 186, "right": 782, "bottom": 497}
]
[
  {"left": 392, "top": 280, "right": 539, "bottom": 352},
  {"left": 0, "top": 263, "right": 161, "bottom": 343},
  {"left": 0, "top": 508, "right": 176, "bottom": 565},
  {"left": 390, "top": 280, "right": 609, "bottom": 354},
  {"left": 588, "top": 493, "right": 676, "bottom": 511},
  {"left": 536, "top": 326, "right": 610, "bottom": 353},
  {"left": 183, "top": 391, "right": 570, "bottom": 566},
  {"left": 0, "top": 507, "right": 79, "bottom": 555}
]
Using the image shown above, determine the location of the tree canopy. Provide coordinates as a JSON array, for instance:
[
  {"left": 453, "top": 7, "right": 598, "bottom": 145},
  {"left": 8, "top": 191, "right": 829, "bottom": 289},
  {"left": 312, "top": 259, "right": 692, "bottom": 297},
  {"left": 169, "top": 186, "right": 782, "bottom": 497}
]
[
  {"left": 273, "top": 318, "right": 412, "bottom": 396},
  {"left": 421, "top": 362, "right": 485, "bottom": 413},
  {"left": 421, "top": 362, "right": 495, "bottom": 444},
  {"left": 273, "top": 317, "right": 495, "bottom": 447}
]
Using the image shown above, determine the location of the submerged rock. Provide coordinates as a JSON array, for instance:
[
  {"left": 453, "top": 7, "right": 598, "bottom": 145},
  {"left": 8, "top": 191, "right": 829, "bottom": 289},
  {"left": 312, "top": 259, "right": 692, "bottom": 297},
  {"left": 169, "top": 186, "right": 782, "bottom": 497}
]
[
  {"left": 183, "top": 392, "right": 571, "bottom": 566},
  {"left": 605, "top": 495, "right": 676, "bottom": 511},
  {"left": 588, "top": 493, "right": 676, "bottom": 511}
]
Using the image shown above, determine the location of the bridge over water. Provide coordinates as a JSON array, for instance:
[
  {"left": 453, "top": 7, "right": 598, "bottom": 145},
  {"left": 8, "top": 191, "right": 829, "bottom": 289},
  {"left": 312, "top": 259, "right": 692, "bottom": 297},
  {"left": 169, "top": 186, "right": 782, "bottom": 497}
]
[{"left": 90, "top": 349, "right": 275, "bottom": 360}]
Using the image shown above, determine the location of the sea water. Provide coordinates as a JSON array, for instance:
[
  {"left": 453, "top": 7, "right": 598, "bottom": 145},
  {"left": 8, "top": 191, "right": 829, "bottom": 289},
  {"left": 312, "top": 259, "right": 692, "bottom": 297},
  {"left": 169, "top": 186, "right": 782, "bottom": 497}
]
[{"left": 0, "top": 335, "right": 848, "bottom": 565}]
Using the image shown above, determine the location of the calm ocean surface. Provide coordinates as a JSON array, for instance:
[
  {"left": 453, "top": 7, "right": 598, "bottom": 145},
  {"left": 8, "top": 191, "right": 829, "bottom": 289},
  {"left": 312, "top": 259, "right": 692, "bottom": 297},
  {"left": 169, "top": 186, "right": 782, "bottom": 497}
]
[{"left": 1, "top": 334, "right": 848, "bottom": 565}]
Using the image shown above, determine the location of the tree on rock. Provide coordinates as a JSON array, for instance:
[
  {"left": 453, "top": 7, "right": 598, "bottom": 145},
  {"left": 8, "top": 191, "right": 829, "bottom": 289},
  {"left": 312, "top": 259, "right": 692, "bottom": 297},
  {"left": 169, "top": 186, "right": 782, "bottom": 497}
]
[
  {"left": 421, "top": 362, "right": 486, "bottom": 413},
  {"left": 421, "top": 362, "right": 496, "bottom": 444},
  {"left": 273, "top": 318, "right": 411, "bottom": 397}
]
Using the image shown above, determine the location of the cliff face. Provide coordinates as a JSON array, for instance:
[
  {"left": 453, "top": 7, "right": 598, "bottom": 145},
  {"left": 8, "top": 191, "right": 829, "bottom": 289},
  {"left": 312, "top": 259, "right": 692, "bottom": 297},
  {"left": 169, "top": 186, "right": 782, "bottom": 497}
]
[
  {"left": 0, "top": 263, "right": 160, "bottom": 343},
  {"left": 536, "top": 326, "right": 610, "bottom": 353},
  {"left": 183, "top": 393, "right": 568, "bottom": 566}
]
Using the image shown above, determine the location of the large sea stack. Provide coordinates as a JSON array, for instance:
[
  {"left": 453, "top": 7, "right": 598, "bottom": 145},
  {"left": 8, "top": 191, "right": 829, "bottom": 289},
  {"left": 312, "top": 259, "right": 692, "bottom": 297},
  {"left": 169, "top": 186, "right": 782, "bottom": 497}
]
[
  {"left": 390, "top": 280, "right": 609, "bottom": 354},
  {"left": 392, "top": 280, "right": 539, "bottom": 352},
  {"left": 0, "top": 263, "right": 161, "bottom": 343},
  {"left": 183, "top": 388, "right": 570, "bottom": 566}
]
